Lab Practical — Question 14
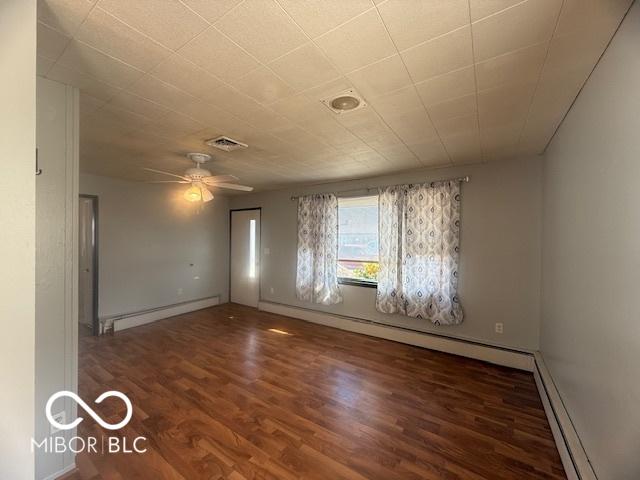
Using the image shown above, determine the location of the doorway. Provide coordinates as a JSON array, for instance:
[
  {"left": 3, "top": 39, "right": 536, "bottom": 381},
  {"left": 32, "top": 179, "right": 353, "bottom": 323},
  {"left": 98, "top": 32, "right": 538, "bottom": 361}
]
[
  {"left": 79, "top": 195, "right": 98, "bottom": 336},
  {"left": 230, "top": 208, "right": 261, "bottom": 307}
]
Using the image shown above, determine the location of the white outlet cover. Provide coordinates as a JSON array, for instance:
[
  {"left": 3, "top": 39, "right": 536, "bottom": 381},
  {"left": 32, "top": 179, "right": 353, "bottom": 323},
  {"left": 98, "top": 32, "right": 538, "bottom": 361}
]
[
  {"left": 270, "top": 287, "right": 274, "bottom": 294},
  {"left": 495, "top": 323, "right": 504, "bottom": 333}
]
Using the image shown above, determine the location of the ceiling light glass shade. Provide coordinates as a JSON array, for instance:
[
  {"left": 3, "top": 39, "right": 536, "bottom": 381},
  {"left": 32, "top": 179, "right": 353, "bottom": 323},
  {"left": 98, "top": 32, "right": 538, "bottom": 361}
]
[
  {"left": 201, "top": 187, "right": 214, "bottom": 202},
  {"left": 330, "top": 95, "right": 360, "bottom": 111},
  {"left": 184, "top": 185, "right": 202, "bottom": 202}
]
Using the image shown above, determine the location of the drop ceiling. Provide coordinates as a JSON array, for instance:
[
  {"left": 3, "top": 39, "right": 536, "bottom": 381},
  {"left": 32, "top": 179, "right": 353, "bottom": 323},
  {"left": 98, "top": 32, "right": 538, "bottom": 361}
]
[{"left": 37, "top": 0, "right": 632, "bottom": 191}]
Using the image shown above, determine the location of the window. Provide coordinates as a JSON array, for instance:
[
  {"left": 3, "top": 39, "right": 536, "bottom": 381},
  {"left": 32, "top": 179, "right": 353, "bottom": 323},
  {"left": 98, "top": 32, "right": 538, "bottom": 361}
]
[{"left": 337, "top": 195, "right": 379, "bottom": 286}]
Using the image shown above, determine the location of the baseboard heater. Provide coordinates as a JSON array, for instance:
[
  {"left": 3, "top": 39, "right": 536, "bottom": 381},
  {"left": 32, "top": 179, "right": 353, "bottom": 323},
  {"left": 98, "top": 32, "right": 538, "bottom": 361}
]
[
  {"left": 258, "top": 300, "right": 534, "bottom": 371},
  {"left": 533, "top": 353, "right": 597, "bottom": 480},
  {"left": 100, "top": 295, "right": 221, "bottom": 332}
]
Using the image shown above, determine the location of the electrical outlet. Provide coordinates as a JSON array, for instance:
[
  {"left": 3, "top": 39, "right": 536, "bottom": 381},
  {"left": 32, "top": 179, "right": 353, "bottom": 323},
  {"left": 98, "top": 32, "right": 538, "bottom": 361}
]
[
  {"left": 50, "top": 411, "right": 65, "bottom": 434},
  {"left": 495, "top": 323, "right": 504, "bottom": 334},
  {"left": 269, "top": 287, "right": 274, "bottom": 294}
]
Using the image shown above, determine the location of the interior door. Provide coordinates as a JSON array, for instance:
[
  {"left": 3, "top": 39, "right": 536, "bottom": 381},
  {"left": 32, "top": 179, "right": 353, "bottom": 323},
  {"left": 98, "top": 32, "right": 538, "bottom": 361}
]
[
  {"left": 230, "top": 209, "right": 260, "bottom": 307},
  {"left": 78, "top": 196, "right": 97, "bottom": 333}
]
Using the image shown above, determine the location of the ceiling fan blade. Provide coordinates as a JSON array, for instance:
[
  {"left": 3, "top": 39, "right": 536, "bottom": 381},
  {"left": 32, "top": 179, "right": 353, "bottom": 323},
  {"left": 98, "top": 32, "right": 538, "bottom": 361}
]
[
  {"left": 145, "top": 180, "right": 190, "bottom": 184},
  {"left": 202, "top": 175, "right": 239, "bottom": 185},
  {"left": 210, "top": 182, "right": 254, "bottom": 192},
  {"left": 142, "top": 167, "right": 190, "bottom": 181}
]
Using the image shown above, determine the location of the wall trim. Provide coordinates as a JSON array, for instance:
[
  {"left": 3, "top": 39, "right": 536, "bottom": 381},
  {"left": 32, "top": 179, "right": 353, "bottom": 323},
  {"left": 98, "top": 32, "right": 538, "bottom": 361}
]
[
  {"left": 111, "top": 296, "right": 220, "bottom": 332},
  {"left": 533, "top": 352, "right": 597, "bottom": 480},
  {"left": 41, "top": 461, "right": 75, "bottom": 480},
  {"left": 258, "top": 301, "right": 534, "bottom": 371}
]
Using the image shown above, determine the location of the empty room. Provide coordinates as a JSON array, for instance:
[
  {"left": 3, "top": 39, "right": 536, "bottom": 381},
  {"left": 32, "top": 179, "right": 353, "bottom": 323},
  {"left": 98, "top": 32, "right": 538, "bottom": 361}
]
[{"left": 1, "top": 0, "right": 639, "bottom": 479}]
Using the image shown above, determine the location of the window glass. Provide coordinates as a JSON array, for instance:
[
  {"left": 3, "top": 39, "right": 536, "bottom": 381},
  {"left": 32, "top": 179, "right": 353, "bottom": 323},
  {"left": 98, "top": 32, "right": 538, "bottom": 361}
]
[{"left": 337, "top": 195, "right": 379, "bottom": 283}]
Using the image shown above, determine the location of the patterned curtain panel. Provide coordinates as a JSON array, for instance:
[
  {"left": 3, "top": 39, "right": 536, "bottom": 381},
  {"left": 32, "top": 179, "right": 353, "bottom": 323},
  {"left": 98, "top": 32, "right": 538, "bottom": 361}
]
[
  {"left": 376, "top": 181, "right": 463, "bottom": 325},
  {"left": 296, "top": 194, "right": 343, "bottom": 305}
]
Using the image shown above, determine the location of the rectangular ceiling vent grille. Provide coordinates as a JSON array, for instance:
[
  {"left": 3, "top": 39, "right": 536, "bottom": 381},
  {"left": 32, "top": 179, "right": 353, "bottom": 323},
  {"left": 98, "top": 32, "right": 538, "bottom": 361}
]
[{"left": 206, "top": 136, "right": 248, "bottom": 152}]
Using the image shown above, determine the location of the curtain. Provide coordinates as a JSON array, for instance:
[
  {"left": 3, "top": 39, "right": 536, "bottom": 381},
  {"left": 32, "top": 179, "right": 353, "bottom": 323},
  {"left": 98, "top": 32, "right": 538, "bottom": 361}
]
[
  {"left": 376, "top": 181, "right": 463, "bottom": 325},
  {"left": 296, "top": 194, "right": 343, "bottom": 305}
]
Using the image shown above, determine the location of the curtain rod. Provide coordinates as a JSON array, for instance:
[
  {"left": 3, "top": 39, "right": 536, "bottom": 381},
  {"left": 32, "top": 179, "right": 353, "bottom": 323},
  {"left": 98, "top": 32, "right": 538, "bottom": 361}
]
[{"left": 289, "top": 175, "right": 469, "bottom": 201}]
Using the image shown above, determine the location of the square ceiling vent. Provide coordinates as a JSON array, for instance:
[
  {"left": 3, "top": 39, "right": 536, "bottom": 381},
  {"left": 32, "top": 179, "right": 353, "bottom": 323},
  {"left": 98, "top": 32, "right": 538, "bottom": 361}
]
[
  {"left": 206, "top": 136, "right": 248, "bottom": 152},
  {"left": 321, "top": 89, "right": 367, "bottom": 114}
]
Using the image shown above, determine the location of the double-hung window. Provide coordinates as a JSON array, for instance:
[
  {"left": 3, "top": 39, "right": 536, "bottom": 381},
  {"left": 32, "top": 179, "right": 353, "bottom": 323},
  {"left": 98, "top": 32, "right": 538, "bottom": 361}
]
[{"left": 337, "top": 195, "right": 379, "bottom": 287}]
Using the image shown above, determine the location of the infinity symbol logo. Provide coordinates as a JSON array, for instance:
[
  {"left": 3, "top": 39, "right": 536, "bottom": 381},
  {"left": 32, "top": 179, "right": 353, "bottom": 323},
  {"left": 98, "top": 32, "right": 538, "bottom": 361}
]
[{"left": 45, "top": 390, "right": 133, "bottom": 431}]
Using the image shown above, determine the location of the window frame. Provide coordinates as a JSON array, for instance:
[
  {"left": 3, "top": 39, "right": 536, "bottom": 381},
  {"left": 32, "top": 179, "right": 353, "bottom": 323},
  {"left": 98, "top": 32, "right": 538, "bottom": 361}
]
[{"left": 336, "top": 194, "right": 379, "bottom": 288}]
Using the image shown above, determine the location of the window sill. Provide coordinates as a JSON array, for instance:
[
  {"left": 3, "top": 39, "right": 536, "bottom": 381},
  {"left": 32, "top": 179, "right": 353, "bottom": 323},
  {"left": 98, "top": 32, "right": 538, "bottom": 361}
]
[{"left": 338, "top": 278, "right": 377, "bottom": 289}]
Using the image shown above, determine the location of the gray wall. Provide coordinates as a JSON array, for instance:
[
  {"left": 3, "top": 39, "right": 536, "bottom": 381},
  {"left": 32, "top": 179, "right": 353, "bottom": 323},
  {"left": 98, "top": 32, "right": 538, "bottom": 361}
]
[
  {"left": 80, "top": 174, "right": 230, "bottom": 318},
  {"left": 540, "top": 3, "right": 640, "bottom": 479},
  {"left": 230, "top": 157, "right": 543, "bottom": 351},
  {"left": 0, "top": 1, "right": 36, "bottom": 478}
]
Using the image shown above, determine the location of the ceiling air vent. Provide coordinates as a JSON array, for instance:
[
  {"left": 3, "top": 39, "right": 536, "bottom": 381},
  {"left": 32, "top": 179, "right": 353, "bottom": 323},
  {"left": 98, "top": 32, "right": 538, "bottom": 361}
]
[
  {"left": 205, "top": 136, "right": 248, "bottom": 152},
  {"left": 321, "top": 89, "right": 367, "bottom": 114}
]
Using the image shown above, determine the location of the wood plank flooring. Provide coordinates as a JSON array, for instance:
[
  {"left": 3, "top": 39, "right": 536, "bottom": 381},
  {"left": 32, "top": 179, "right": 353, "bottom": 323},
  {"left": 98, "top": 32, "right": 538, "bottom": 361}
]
[{"left": 64, "top": 304, "right": 565, "bottom": 480}]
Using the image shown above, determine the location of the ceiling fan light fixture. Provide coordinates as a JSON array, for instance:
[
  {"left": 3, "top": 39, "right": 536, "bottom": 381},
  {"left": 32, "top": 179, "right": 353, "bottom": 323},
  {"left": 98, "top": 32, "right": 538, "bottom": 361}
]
[
  {"left": 184, "top": 185, "right": 202, "bottom": 202},
  {"left": 201, "top": 187, "right": 214, "bottom": 202}
]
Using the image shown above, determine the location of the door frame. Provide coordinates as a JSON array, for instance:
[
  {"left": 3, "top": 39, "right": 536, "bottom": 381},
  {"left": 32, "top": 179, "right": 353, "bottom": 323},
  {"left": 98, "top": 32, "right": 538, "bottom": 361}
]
[
  {"left": 79, "top": 194, "right": 99, "bottom": 335},
  {"left": 229, "top": 207, "right": 262, "bottom": 305}
]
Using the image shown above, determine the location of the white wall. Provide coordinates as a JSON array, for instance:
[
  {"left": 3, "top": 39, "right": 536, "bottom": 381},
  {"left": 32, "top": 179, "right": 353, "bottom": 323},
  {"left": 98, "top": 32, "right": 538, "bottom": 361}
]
[
  {"left": 80, "top": 174, "right": 230, "bottom": 320},
  {"left": 540, "top": 3, "right": 640, "bottom": 479},
  {"left": 35, "top": 76, "right": 79, "bottom": 480},
  {"left": 230, "top": 157, "right": 543, "bottom": 351},
  {"left": 0, "top": 1, "right": 36, "bottom": 478}
]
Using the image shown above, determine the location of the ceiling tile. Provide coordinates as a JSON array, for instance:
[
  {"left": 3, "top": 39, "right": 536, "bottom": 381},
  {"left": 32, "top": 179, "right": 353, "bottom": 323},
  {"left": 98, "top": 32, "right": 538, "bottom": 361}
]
[
  {"left": 378, "top": 0, "right": 469, "bottom": 51},
  {"left": 434, "top": 113, "right": 479, "bottom": 138},
  {"left": 139, "top": 111, "right": 204, "bottom": 139},
  {"left": 469, "top": 0, "right": 522, "bottom": 22},
  {"left": 415, "top": 66, "right": 476, "bottom": 105},
  {"left": 268, "top": 43, "right": 341, "bottom": 92},
  {"left": 37, "top": 21, "right": 71, "bottom": 60},
  {"left": 472, "top": 0, "right": 562, "bottom": 61},
  {"left": 277, "top": 0, "right": 373, "bottom": 38},
  {"left": 407, "top": 139, "right": 450, "bottom": 166},
  {"left": 554, "top": 0, "right": 632, "bottom": 38},
  {"left": 56, "top": 40, "right": 144, "bottom": 88},
  {"left": 98, "top": 0, "right": 209, "bottom": 50},
  {"left": 74, "top": 7, "right": 172, "bottom": 72},
  {"left": 303, "top": 77, "right": 356, "bottom": 101},
  {"left": 178, "top": 27, "right": 261, "bottom": 82},
  {"left": 346, "top": 54, "right": 413, "bottom": 99},
  {"left": 45, "top": 63, "right": 122, "bottom": 101},
  {"left": 108, "top": 91, "right": 171, "bottom": 120},
  {"left": 150, "top": 55, "right": 224, "bottom": 100},
  {"left": 215, "top": 0, "right": 308, "bottom": 63},
  {"left": 368, "top": 86, "right": 423, "bottom": 117},
  {"left": 271, "top": 92, "right": 334, "bottom": 122},
  {"left": 384, "top": 107, "right": 439, "bottom": 144},
  {"left": 37, "top": 0, "right": 96, "bottom": 36},
  {"left": 476, "top": 42, "right": 548, "bottom": 91},
  {"left": 442, "top": 130, "right": 482, "bottom": 164},
  {"left": 79, "top": 93, "right": 105, "bottom": 117},
  {"left": 127, "top": 75, "right": 197, "bottom": 111},
  {"left": 401, "top": 26, "right": 473, "bottom": 83},
  {"left": 315, "top": 9, "right": 396, "bottom": 73},
  {"left": 233, "top": 66, "right": 296, "bottom": 104},
  {"left": 180, "top": 0, "right": 244, "bottom": 23},
  {"left": 37, "top": 56, "right": 56, "bottom": 76},
  {"left": 427, "top": 94, "right": 477, "bottom": 123}
]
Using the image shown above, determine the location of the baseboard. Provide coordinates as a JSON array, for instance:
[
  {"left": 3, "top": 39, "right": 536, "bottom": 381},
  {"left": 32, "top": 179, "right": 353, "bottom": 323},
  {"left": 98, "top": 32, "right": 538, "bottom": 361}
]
[
  {"left": 111, "top": 295, "right": 220, "bottom": 332},
  {"left": 533, "top": 352, "right": 597, "bottom": 480},
  {"left": 42, "top": 461, "right": 75, "bottom": 480},
  {"left": 258, "top": 301, "right": 534, "bottom": 371}
]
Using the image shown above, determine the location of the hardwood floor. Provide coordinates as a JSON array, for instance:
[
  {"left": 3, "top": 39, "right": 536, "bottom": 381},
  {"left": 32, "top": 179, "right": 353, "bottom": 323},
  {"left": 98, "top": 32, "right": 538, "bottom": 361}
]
[{"left": 65, "top": 304, "right": 565, "bottom": 479}]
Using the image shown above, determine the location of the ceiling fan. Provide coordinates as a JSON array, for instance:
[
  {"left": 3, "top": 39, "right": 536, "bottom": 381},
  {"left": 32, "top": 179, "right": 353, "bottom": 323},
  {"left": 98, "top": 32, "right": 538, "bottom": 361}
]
[{"left": 143, "top": 153, "right": 253, "bottom": 202}]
